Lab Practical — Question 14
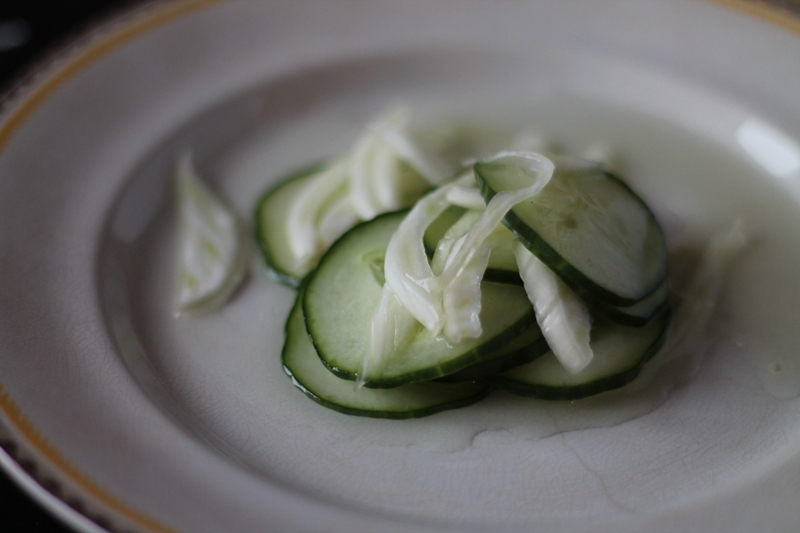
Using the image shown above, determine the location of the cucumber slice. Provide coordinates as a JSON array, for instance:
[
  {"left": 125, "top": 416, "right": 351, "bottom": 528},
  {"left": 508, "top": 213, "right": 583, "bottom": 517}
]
[
  {"left": 475, "top": 158, "right": 667, "bottom": 306},
  {"left": 439, "top": 322, "right": 548, "bottom": 382},
  {"left": 255, "top": 163, "right": 326, "bottom": 287},
  {"left": 304, "top": 211, "right": 535, "bottom": 388},
  {"left": 283, "top": 286, "right": 490, "bottom": 418},
  {"left": 491, "top": 306, "right": 670, "bottom": 400}
]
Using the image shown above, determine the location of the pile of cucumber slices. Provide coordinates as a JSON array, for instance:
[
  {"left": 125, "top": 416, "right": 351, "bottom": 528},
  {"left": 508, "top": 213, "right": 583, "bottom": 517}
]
[{"left": 256, "top": 126, "right": 671, "bottom": 419}]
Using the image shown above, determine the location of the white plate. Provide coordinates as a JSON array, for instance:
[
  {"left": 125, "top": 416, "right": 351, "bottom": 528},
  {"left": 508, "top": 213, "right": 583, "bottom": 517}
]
[{"left": 3, "top": 1, "right": 800, "bottom": 532}]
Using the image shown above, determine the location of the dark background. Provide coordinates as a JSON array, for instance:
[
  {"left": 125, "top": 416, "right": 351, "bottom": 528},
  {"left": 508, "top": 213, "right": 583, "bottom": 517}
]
[{"left": 0, "top": 3, "right": 138, "bottom": 532}]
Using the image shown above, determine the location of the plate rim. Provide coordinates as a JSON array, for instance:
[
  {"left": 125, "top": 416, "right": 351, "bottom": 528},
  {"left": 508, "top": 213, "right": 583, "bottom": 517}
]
[
  {"left": 0, "top": 2, "right": 226, "bottom": 531},
  {"left": 0, "top": 1, "right": 798, "bottom": 532}
]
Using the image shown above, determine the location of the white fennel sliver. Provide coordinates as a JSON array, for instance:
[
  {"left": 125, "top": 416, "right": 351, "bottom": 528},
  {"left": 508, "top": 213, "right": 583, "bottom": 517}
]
[
  {"left": 175, "top": 153, "right": 249, "bottom": 314},
  {"left": 514, "top": 242, "right": 593, "bottom": 374}
]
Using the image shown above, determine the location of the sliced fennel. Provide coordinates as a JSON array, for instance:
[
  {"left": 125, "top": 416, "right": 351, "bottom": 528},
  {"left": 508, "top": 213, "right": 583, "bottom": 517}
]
[
  {"left": 445, "top": 185, "right": 486, "bottom": 209},
  {"left": 366, "top": 152, "right": 554, "bottom": 381},
  {"left": 281, "top": 108, "right": 443, "bottom": 279},
  {"left": 430, "top": 209, "right": 483, "bottom": 276},
  {"left": 286, "top": 160, "right": 352, "bottom": 275},
  {"left": 361, "top": 285, "right": 419, "bottom": 387},
  {"left": 349, "top": 111, "right": 432, "bottom": 220},
  {"left": 365, "top": 177, "right": 468, "bottom": 381},
  {"left": 425, "top": 206, "right": 520, "bottom": 284},
  {"left": 514, "top": 242, "right": 593, "bottom": 374},
  {"left": 374, "top": 108, "right": 450, "bottom": 186},
  {"left": 436, "top": 153, "right": 554, "bottom": 292},
  {"left": 380, "top": 174, "right": 474, "bottom": 335},
  {"left": 175, "top": 153, "right": 249, "bottom": 314},
  {"left": 441, "top": 224, "right": 517, "bottom": 342}
]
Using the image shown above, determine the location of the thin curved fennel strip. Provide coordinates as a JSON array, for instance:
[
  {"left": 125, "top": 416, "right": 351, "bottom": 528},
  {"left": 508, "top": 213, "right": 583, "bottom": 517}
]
[
  {"left": 445, "top": 185, "right": 486, "bottom": 210},
  {"left": 440, "top": 225, "right": 517, "bottom": 342},
  {"left": 435, "top": 152, "right": 554, "bottom": 340},
  {"left": 514, "top": 242, "right": 594, "bottom": 374},
  {"left": 380, "top": 174, "right": 475, "bottom": 335},
  {"left": 428, "top": 208, "right": 516, "bottom": 342},
  {"left": 348, "top": 110, "right": 421, "bottom": 220},
  {"left": 363, "top": 152, "right": 554, "bottom": 383},
  {"left": 286, "top": 160, "right": 351, "bottom": 274},
  {"left": 429, "top": 207, "right": 500, "bottom": 277},
  {"left": 174, "top": 153, "right": 249, "bottom": 314},
  {"left": 359, "top": 285, "right": 420, "bottom": 388},
  {"left": 375, "top": 108, "right": 450, "bottom": 186},
  {"left": 285, "top": 108, "right": 445, "bottom": 277}
]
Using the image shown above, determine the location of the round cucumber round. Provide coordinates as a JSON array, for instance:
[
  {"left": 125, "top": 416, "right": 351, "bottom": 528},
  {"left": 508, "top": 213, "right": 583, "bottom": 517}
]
[
  {"left": 304, "top": 211, "right": 535, "bottom": 388},
  {"left": 475, "top": 158, "right": 668, "bottom": 306}
]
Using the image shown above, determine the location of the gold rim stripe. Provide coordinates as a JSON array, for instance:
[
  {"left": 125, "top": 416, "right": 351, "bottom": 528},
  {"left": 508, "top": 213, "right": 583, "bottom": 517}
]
[
  {"left": 714, "top": 0, "right": 800, "bottom": 34},
  {"left": 0, "top": 387, "right": 179, "bottom": 533},
  {"left": 0, "top": 0, "right": 220, "bottom": 154}
]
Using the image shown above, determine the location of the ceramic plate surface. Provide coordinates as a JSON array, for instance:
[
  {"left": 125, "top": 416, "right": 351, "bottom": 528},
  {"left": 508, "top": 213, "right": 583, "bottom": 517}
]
[{"left": 3, "top": 1, "right": 800, "bottom": 532}]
